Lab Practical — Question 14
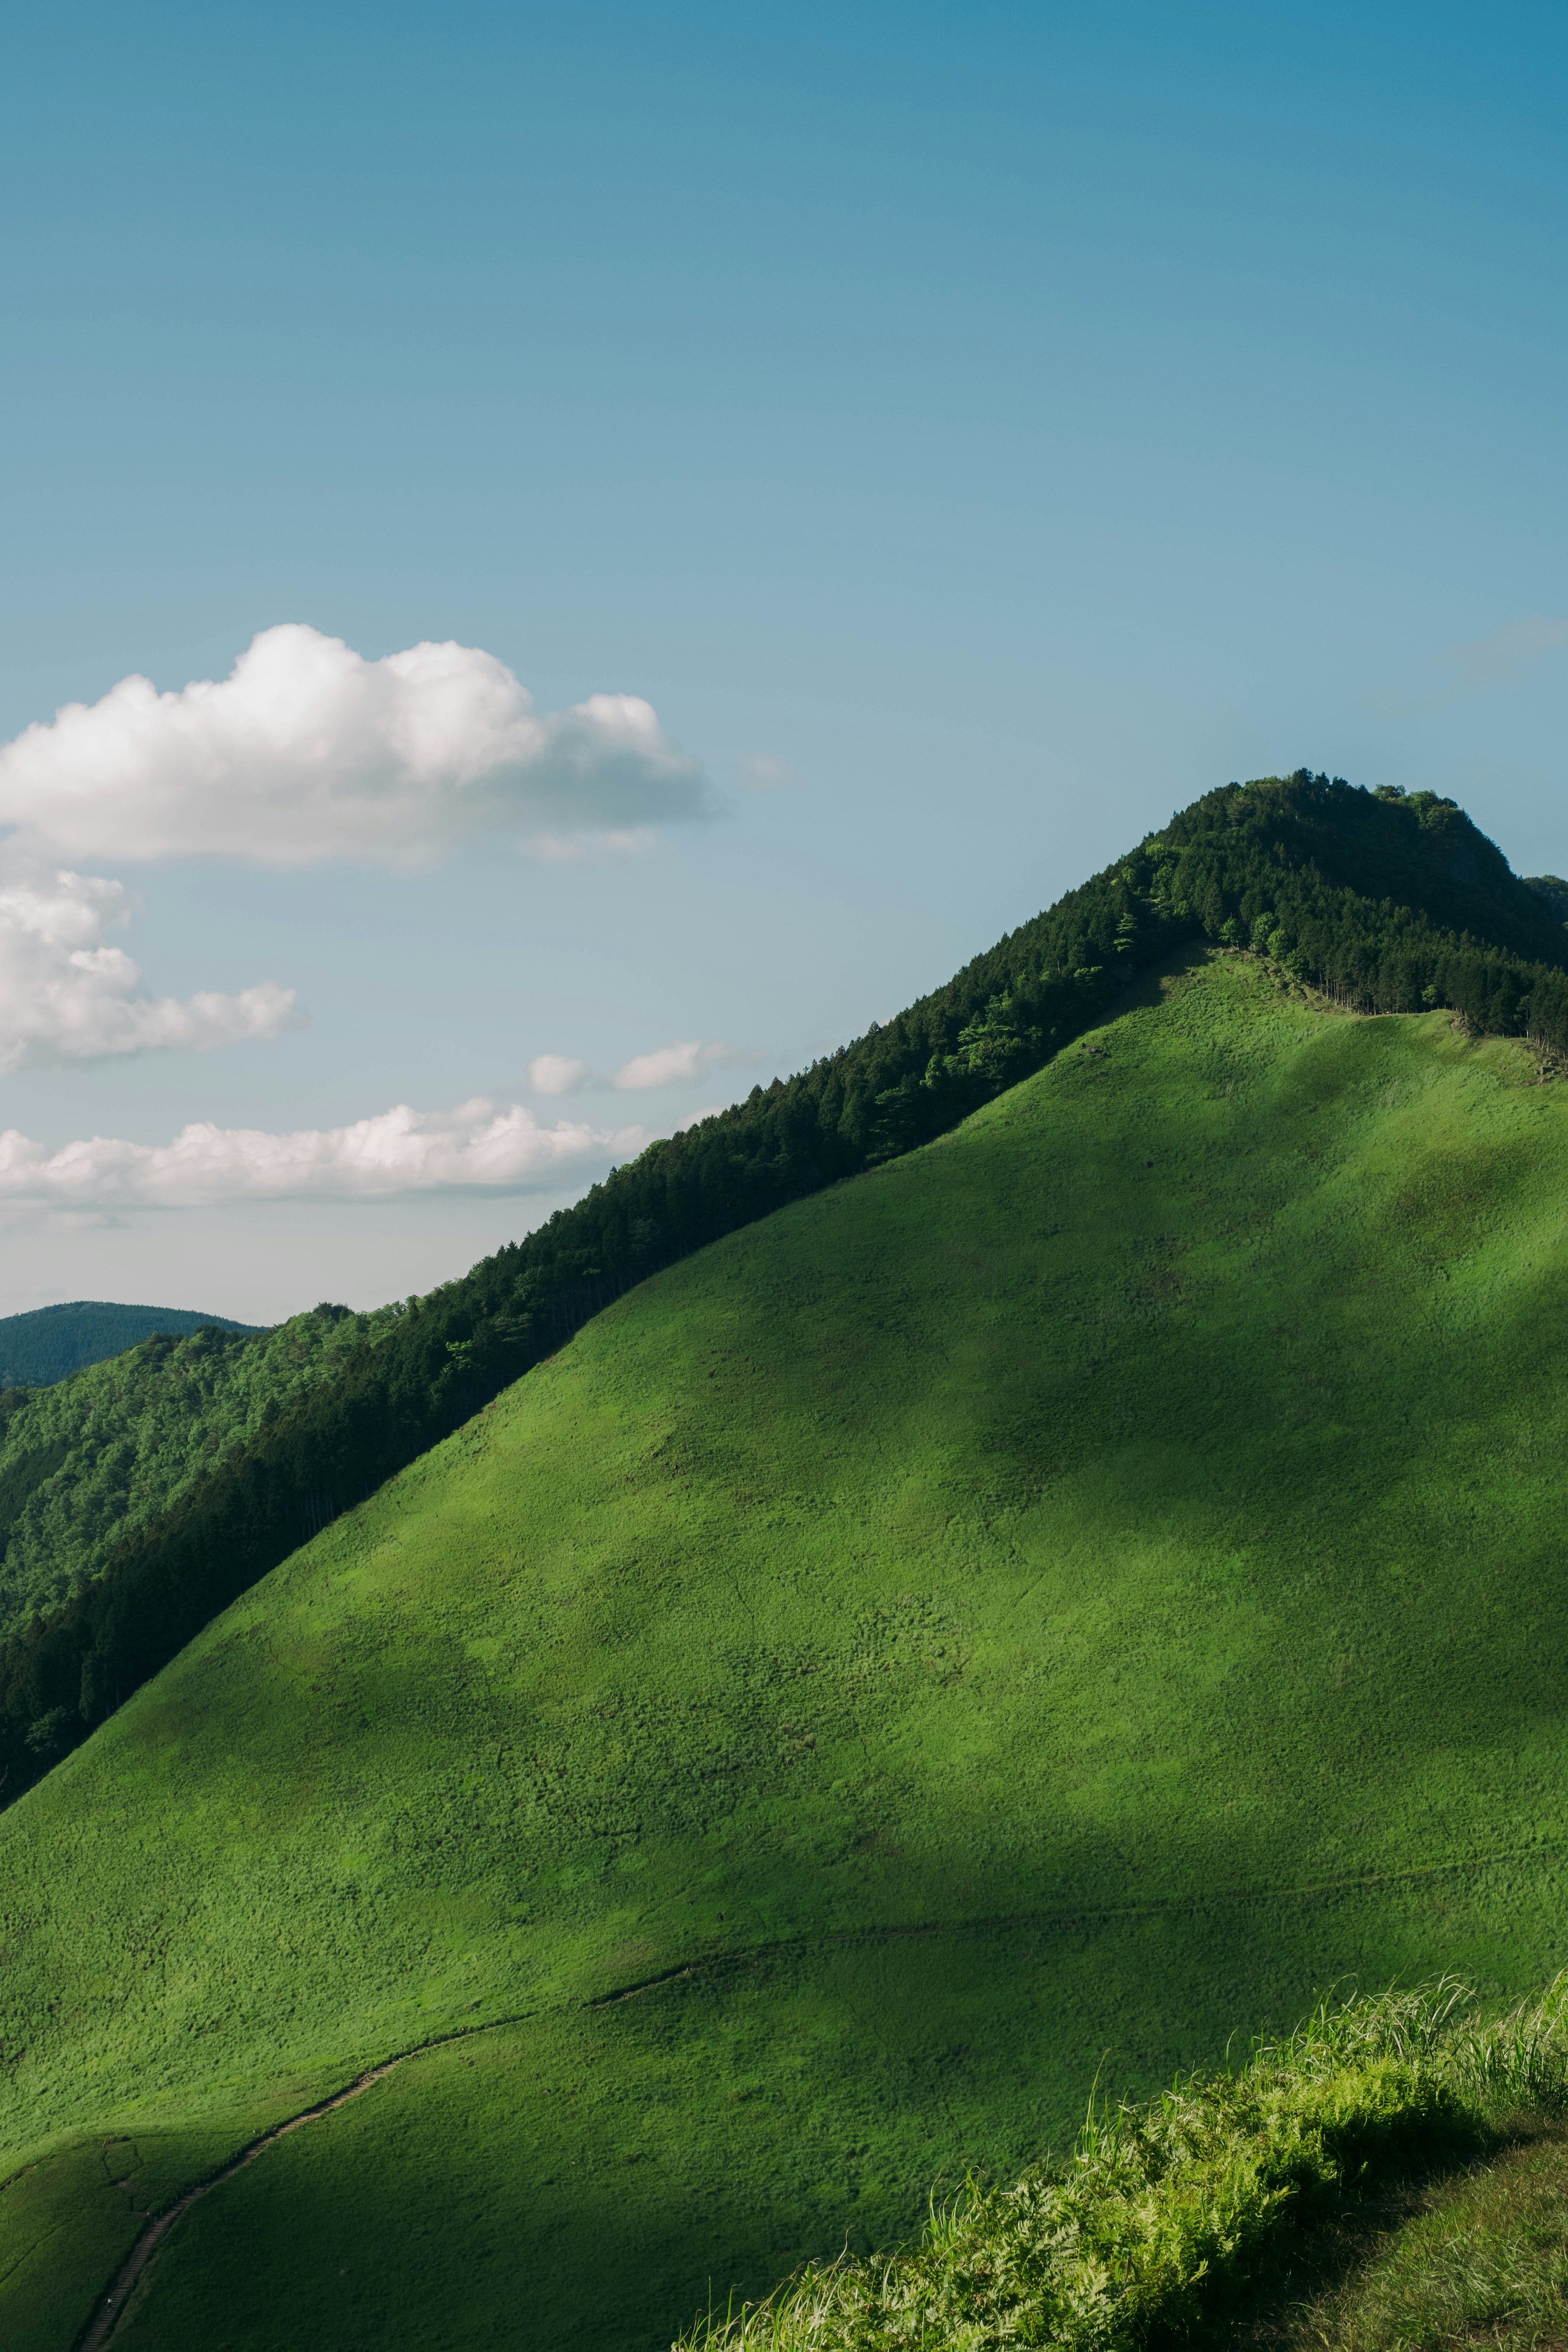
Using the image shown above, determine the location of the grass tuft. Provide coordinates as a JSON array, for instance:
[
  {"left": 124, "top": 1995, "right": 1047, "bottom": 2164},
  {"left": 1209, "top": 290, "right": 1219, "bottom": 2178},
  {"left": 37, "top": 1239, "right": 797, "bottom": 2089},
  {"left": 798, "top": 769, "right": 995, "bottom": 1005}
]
[{"left": 675, "top": 1982, "right": 1568, "bottom": 2352}]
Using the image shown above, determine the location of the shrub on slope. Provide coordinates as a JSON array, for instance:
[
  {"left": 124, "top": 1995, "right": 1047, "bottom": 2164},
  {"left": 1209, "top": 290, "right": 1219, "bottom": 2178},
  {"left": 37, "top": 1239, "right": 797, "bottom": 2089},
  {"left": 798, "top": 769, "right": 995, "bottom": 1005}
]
[{"left": 4, "top": 771, "right": 1568, "bottom": 1804}]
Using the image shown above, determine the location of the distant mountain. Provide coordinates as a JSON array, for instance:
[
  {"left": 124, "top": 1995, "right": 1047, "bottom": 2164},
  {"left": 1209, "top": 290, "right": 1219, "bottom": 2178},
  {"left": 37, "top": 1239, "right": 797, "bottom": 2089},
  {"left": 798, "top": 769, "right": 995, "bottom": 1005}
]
[{"left": 0, "top": 1299, "right": 263, "bottom": 1388}]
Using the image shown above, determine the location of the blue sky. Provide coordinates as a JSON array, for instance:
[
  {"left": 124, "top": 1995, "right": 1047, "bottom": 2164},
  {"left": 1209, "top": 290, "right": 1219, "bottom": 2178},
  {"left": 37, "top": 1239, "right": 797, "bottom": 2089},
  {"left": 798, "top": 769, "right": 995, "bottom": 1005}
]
[{"left": 2, "top": 0, "right": 1566, "bottom": 1319}]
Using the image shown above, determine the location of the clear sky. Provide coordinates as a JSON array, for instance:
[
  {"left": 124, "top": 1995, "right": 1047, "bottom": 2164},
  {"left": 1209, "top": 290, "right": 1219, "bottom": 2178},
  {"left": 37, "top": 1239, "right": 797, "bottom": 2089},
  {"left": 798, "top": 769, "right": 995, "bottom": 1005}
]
[{"left": 2, "top": 0, "right": 1566, "bottom": 1322}]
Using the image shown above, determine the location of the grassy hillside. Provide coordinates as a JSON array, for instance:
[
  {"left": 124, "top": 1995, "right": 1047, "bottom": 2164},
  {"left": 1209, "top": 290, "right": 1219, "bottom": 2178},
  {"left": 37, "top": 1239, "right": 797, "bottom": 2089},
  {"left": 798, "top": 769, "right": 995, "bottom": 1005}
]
[
  {"left": 0, "top": 1299, "right": 261, "bottom": 1388},
  {"left": 7, "top": 949, "right": 1568, "bottom": 2348},
  {"left": 0, "top": 1304, "right": 399, "bottom": 1659},
  {"left": 13, "top": 772, "right": 1568, "bottom": 1814}
]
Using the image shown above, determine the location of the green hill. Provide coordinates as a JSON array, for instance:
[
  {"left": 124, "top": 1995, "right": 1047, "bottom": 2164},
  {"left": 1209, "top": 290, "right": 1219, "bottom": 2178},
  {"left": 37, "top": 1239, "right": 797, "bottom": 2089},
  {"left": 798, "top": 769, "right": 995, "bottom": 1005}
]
[
  {"left": 10, "top": 771, "right": 1568, "bottom": 1815},
  {"left": 7, "top": 943, "right": 1568, "bottom": 2349},
  {"left": 0, "top": 1299, "right": 262, "bottom": 1388},
  {"left": 665, "top": 1979, "right": 1568, "bottom": 2352},
  {"left": 0, "top": 1305, "right": 399, "bottom": 1663}
]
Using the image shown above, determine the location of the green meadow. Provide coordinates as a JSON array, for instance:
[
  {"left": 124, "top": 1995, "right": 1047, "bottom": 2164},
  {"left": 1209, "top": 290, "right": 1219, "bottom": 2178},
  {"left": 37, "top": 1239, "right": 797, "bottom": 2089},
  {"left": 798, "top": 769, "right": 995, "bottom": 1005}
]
[{"left": 7, "top": 947, "right": 1568, "bottom": 2348}]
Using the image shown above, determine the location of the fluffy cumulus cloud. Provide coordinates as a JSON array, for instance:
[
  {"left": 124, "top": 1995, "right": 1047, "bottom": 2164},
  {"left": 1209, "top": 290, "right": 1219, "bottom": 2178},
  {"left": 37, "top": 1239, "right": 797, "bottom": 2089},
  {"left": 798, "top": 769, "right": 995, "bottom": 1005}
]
[
  {"left": 0, "top": 625, "right": 713, "bottom": 866},
  {"left": 0, "top": 862, "right": 296, "bottom": 1072},
  {"left": 0, "top": 1098, "right": 653, "bottom": 1209}
]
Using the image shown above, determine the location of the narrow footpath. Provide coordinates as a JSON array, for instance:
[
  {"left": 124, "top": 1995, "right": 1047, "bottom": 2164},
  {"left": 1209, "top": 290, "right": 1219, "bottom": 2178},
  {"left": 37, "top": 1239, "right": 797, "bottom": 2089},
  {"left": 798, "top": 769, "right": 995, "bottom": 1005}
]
[{"left": 71, "top": 1831, "right": 1565, "bottom": 2345}]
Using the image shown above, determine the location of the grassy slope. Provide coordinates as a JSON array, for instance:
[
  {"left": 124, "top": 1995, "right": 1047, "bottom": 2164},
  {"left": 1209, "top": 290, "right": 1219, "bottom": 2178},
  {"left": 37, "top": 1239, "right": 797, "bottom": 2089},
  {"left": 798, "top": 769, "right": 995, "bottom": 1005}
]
[{"left": 8, "top": 950, "right": 1568, "bottom": 2348}]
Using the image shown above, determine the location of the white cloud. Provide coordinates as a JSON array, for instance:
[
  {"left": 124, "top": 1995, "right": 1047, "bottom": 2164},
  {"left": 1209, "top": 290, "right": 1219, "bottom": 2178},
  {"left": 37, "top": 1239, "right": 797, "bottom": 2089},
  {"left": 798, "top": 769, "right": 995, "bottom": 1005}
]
[
  {"left": 528, "top": 1052, "right": 590, "bottom": 1097},
  {"left": 0, "top": 624, "right": 713, "bottom": 867},
  {"left": 612, "top": 1038, "right": 735, "bottom": 1090},
  {"left": 0, "top": 1098, "right": 654, "bottom": 1209},
  {"left": 0, "top": 861, "right": 296, "bottom": 1072},
  {"left": 531, "top": 1039, "right": 756, "bottom": 1094},
  {"left": 522, "top": 827, "right": 661, "bottom": 862}
]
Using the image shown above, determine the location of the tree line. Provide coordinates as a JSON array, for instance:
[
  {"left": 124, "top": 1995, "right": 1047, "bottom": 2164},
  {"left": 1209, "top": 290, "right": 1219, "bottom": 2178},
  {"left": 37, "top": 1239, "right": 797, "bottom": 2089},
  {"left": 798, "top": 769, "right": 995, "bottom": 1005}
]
[
  {"left": 0, "top": 1306, "right": 397, "bottom": 1651},
  {"left": 3, "top": 771, "right": 1565, "bottom": 1804}
]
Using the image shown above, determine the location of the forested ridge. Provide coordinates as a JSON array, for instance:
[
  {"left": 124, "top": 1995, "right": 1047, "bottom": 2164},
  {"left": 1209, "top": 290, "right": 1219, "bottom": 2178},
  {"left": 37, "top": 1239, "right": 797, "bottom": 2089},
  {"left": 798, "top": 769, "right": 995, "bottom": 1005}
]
[
  {"left": 0, "top": 1298, "right": 261, "bottom": 1388},
  {"left": 0, "top": 1306, "right": 396, "bottom": 1655},
  {"left": 3, "top": 769, "right": 1565, "bottom": 1803}
]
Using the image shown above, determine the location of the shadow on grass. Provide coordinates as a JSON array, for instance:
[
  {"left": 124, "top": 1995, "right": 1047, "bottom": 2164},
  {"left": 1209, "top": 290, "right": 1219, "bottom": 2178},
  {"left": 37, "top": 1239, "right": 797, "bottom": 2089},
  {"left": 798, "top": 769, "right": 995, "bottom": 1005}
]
[{"left": 1210, "top": 2118, "right": 1568, "bottom": 2352}]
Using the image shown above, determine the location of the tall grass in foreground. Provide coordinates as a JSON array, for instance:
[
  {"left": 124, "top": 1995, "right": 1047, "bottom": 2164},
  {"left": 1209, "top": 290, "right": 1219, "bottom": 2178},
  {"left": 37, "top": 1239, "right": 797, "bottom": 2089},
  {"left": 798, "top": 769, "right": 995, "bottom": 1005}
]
[{"left": 676, "top": 1981, "right": 1568, "bottom": 2352}]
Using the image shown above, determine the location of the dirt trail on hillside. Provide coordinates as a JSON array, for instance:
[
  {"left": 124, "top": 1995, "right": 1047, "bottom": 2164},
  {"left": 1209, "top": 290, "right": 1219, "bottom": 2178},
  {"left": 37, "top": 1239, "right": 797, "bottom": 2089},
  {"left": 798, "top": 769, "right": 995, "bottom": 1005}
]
[
  {"left": 71, "top": 1832, "right": 1564, "bottom": 2344},
  {"left": 77, "top": 2059, "right": 403, "bottom": 2352}
]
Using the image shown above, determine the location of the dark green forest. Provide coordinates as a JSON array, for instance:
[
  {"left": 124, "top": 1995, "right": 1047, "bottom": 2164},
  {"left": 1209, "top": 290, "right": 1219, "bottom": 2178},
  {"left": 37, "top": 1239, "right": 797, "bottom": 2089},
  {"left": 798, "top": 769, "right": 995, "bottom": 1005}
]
[
  {"left": 0, "top": 1299, "right": 261, "bottom": 1388},
  {"left": 0, "top": 1305, "right": 397, "bottom": 1658},
  {"left": 1524, "top": 871, "right": 1568, "bottom": 923},
  {"left": 4, "top": 770, "right": 1566, "bottom": 1804}
]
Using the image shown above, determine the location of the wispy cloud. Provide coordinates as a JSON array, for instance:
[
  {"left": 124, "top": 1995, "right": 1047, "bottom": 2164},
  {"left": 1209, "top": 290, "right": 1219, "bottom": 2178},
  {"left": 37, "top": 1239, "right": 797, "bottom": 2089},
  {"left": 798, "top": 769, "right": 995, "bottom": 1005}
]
[
  {"left": 1442, "top": 616, "right": 1568, "bottom": 693},
  {"left": 0, "top": 624, "right": 715, "bottom": 867},
  {"left": 0, "top": 860, "right": 296, "bottom": 1071},
  {"left": 526, "top": 1053, "right": 590, "bottom": 1097},
  {"left": 523, "top": 1038, "right": 758, "bottom": 1094},
  {"left": 0, "top": 1098, "right": 654, "bottom": 1208},
  {"left": 735, "top": 752, "right": 796, "bottom": 790},
  {"left": 611, "top": 1038, "right": 739, "bottom": 1090},
  {"left": 1366, "top": 615, "right": 1568, "bottom": 719}
]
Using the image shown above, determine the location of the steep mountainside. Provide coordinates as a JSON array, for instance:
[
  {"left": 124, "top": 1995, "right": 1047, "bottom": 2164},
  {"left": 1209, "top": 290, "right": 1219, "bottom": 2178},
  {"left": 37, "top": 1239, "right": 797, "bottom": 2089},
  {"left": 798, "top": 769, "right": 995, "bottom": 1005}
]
[
  {"left": 0, "top": 1300, "right": 261, "bottom": 1387},
  {"left": 5, "top": 949, "right": 1568, "bottom": 2350},
  {"left": 7, "top": 771, "right": 1568, "bottom": 1809}
]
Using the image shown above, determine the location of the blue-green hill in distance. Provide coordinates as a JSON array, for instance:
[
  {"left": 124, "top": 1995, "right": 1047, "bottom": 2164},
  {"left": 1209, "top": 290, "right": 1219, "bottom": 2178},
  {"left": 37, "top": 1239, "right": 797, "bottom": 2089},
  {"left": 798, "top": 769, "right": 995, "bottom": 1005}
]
[{"left": 0, "top": 1300, "right": 264, "bottom": 1388}]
